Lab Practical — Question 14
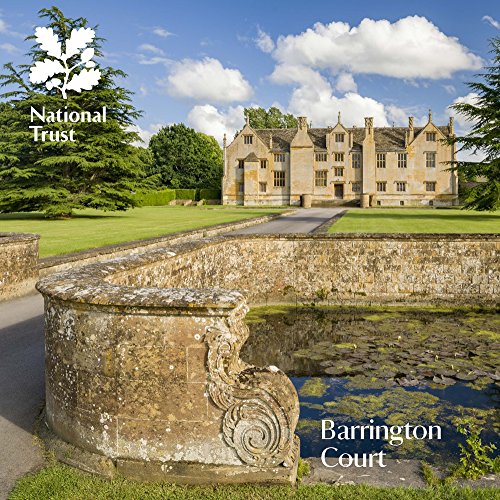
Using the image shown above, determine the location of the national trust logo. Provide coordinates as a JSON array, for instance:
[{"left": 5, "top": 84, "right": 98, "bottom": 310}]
[{"left": 29, "top": 26, "right": 101, "bottom": 99}]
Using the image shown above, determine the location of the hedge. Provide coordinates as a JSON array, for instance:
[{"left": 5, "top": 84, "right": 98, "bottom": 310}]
[
  {"left": 175, "top": 189, "right": 197, "bottom": 201},
  {"left": 136, "top": 188, "right": 222, "bottom": 206},
  {"left": 199, "top": 188, "right": 221, "bottom": 200},
  {"left": 135, "top": 189, "right": 176, "bottom": 206}
]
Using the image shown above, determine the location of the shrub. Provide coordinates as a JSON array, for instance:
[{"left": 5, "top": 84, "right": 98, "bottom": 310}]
[
  {"left": 175, "top": 189, "right": 197, "bottom": 200},
  {"left": 135, "top": 189, "right": 176, "bottom": 206},
  {"left": 199, "top": 188, "right": 221, "bottom": 200}
]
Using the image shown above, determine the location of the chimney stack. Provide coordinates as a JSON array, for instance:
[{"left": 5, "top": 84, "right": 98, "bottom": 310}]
[
  {"left": 408, "top": 116, "right": 414, "bottom": 143},
  {"left": 364, "top": 117, "right": 373, "bottom": 138},
  {"left": 449, "top": 116, "right": 454, "bottom": 135},
  {"left": 298, "top": 116, "right": 308, "bottom": 130}
]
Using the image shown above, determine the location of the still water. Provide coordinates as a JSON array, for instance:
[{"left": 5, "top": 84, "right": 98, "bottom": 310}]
[{"left": 241, "top": 306, "right": 499, "bottom": 465}]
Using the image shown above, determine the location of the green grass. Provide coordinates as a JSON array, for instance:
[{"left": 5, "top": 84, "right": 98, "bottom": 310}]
[
  {"left": 8, "top": 464, "right": 499, "bottom": 500},
  {"left": 0, "top": 206, "right": 283, "bottom": 257},
  {"left": 329, "top": 209, "right": 500, "bottom": 234}
]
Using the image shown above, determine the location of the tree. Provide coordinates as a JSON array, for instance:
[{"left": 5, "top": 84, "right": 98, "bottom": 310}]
[
  {"left": 0, "top": 7, "right": 146, "bottom": 217},
  {"left": 148, "top": 124, "right": 222, "bottom": 189},
  {"left": 244, "top": 106, "right": 298, "bottom": 129},
  {"left": 447, "top": 37, "right": 500, "bottom": 211}
]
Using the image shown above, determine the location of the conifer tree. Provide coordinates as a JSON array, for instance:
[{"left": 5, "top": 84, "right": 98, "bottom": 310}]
[
  {"left": 0, "top": 7, "right": 145, "bottom": 217},
  {"left": 447, "top": 37, "right": 500, "bottom": 211}
]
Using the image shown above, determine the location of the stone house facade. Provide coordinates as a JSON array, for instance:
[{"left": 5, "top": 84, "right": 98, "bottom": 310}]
[{"left": 222, "top": 113, "right": 458, "bottom": 207}]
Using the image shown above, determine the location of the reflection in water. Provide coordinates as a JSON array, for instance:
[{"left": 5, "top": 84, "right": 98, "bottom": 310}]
[{"left": 241, "top": 306, "right": 500, "bottom": 464}]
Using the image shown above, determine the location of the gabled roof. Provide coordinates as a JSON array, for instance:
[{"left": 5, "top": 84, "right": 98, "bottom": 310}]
[
  {"left": 244, "top": 152, "right": 259, "bottom": 162},
  {"left": 249, "top": 125, "right": 451, "bottom": 153}
]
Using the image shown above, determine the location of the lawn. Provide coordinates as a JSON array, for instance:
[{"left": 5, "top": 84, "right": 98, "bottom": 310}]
[
  {"left": 8, "top": 464, "right": 497, "bottom": 500},
  {"left": 0, "top": 206, "right": 284, "bottom": 257},
  {"left": 329, "top": 209, "right": 500, "bottom": 234}
]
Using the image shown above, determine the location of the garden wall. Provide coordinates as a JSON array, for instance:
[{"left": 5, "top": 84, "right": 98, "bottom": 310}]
[
  {"left": 114, "top": 234, "right": 499, "bottom": 306},
  {"left": 0, "top": 232, "right": 39, "bottom": 302}
]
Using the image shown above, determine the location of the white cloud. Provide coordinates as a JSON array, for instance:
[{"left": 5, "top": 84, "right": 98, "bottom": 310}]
[
  {"left": 0, "top": 42, "right": 20, "bottom": 55},
  {"left": 335, "top": 72, "right": 357, "bottom": 93},
  {"left": 127, "top": 123, "right": 163, "bottom": 147},
  {"left": 450, "top": 92, "right": 479, "bottom": 131},
  {"left": 166, "top": 57, "right": 253, "bottom": 102},
  {"left": 187, "top": 104, "right": 245, "bottom": 144},
  {"left": 255, "top": 27, "right": 275, "bottom": 53},
  {"left": 0, "top": 17, "right": 7, "bottom": 33},
  {"left": 443, "top": 84, "right": 456, "bottom": 95},
  {"left": 138, "top": 43, "right": 165, "bottom": 55},
  {"left": 0, "top": 14, "right": 23, "bottom": 38},
  {"left": 153, "top": 27, "right": 174, "bottom": 38},
  {"left": 273, "top": 16, "right": 482, "bottom": 80},
  {"left": 482, "top": 15, "right": 500, "bottom": 30}
]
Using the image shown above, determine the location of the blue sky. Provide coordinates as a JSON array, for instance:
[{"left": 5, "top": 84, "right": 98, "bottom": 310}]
[{"left": 0, "top": 1, "right": 498, "bottom": 147}]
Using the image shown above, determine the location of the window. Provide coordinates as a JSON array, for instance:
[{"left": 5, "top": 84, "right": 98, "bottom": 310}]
[
  {"left": 426, "top": 181, "right": 436, "bottom": 192},
  {"left": 238, "top": 182, "right": 244, "bottom": 193},
  {"left": 238, "top": 159, "right": 244, "bottom": 169},
  {"left": 396, "top": 182, "right": 407, "bottom": 192},
  {"left": 315, "top": 170, "right": 327, "bottom": 187},
  {"left": 315, "top": 152, "right": 328, "bottom": 162},
  {"left": 259, "top": 182, "right": 267, "bottom": 193},
  {"left": 274, "top": 153, "right": 285, "bottom": 163},
  {"left": 426, "top": 152, "right": 436, "bottom": 168},
  {"left": 398, "top": 153, "right": 407, "bottom": 168},
  {"left": 377, "top": 200, "right": 381, "bottom": 206},
  {"left": 376, "top": 153, "right": 386, "bottom": 168},
  {"left": 352, "top": 182, "right": 361, "bottom": 193},
  {"left": 243, "top": 135, "right": 253, "bottom": 144},
  {"left": 429, "top": 200, "right": 434, "bottom": 206},
  {"left": 334, "top": 167, "right": 344, "bottom": 177},
  {"left": 260, "top": 159, "right": 268, "bottom": 169},
  {"left": 335, "top": 133, "right": 345, "bottom": 143},
  {"left": 400, "top": 201, "right": 405, "bottom": 206},
  {"left": 426, "top": 132, "right": 437, "bottom": 142},
  {"left": 273, "top": 171, "right": 285, "bottom": 187},
  {"left": 376, "top": 182, "right": 386, "bottom": 192},
  {"left": 352, "top": 153, "right": 361, "bottom": 169},
  {"left": 334, "top": 152, "right": 344, "bottom": 162}
]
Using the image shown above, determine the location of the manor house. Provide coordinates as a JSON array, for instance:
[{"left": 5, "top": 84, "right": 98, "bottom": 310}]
[{"left": 222, "top": 112, "right": 458, "bottom": 207}]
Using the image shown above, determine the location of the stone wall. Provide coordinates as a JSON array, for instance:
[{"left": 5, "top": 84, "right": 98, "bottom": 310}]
[
  {"left": 37, "top": 232, "right": 497, "bottom": 483},
  {"left": 39, "top": 211, "right": 291, "bottom": 277},
  {"left": 115, "top": 234, "right": 499, "bottom": 306},
  {"left": 0, "top": 232, "right": 39, "bottom": 302}
]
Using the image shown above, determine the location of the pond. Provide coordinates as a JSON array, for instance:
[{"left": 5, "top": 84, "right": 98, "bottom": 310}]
[{"left": 241, "top": 306, "right": 499, "bottom": 466}]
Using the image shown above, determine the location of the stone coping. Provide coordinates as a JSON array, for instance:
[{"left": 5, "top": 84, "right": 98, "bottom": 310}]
[
  {"left": 36, "top": 232, "right": 499, "bottom": 312},
  {"left": 0, "top": 232, "right": 40, "bottom": 244},
  {"left": 39, "top": 211, "right": 293, "bottom": 271}
]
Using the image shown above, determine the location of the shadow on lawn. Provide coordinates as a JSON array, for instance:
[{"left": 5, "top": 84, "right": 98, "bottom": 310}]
[{"left": 0, "top": 212, "right": 128, "bottom": 221}]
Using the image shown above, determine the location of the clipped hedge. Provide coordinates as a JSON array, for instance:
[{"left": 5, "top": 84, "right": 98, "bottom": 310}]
[
  {"left": 174, "top": 189, "right": 197, "bottom": 200},
  {"left": 135, "top": 189, "right": 176, "bottom": 206},
  {"left": 136, "top": 187, "right": 221, "bottom": 206},
  {"left": 199, "top": 188, "right": 221, "bottom": 200}
]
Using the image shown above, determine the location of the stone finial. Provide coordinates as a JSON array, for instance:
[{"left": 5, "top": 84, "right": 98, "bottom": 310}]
[
  {"left": 428, "top": 109, "right": 433, "bottom": 123},
  {"left": 298, "top": 116, "right": 308, "bottom": 130},
  {"left": 338, "top": 111, "right": 341, "bottom": 124},
  {"left": 246, "top": 114, "right": 250, "bottom": 126},
  {"left": 223, "top": 133, "right": 227, "bottom": 149},
  {"left": 408, "top": 116, "right": 414, "bottom": 130},
  {"left": 269, "top": 134, "right": 273, "bottom": 149},
  {"left": 449, "top": 116, "right": 455, "bottom": 135}
]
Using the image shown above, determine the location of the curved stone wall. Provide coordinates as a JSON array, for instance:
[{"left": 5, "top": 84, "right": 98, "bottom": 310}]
[
  {"left": 0, "top": 232, "right": 39, "bottom": 301},
  {"left": 36, "top": 232, "right": 498, "bottom": 483}
]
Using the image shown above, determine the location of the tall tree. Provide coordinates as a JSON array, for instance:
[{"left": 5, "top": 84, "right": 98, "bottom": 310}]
[
  {"left": 447, "top": 37, "right": 500, "bottom": 211},
  {"left": 244, "top": 106, "right": 298, "bottom": 129},
  {"left": 0, "top": 7, "right": 146, "bottom": 217},
  {"left": 148, "top": 124, "right": 222, "bottom": 189}
]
